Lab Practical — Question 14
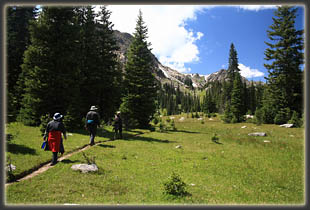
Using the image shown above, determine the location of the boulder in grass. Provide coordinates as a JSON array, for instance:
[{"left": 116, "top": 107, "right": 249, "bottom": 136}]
[
  {"left": 245, "top": 115, "right": 254, "bottom": 119},
  {"left": 179, "top": 117, "right": 185, "bottom": 122},
  {"left": 6, "top": 164, "right": 16, "bottom": 171},
  {"left": 175, "top": 145, "right": 182, "bottom": 149},
  {"left": 248, "top": 132, "right": 267, "bottom": 136},
  {"left": 71, "top": 164, "right": 98, "bottom": 173},
  {"left": 241, "top": 126, "right": 247, "bottom": 129},
  {"left": 279, "top": 124, "right": 294, "bottom": 128}
]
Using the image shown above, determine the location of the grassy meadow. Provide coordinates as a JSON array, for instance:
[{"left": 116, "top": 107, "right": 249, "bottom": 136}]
[{"left": 5, "top": 114, "right": 305, "bottom": 205}]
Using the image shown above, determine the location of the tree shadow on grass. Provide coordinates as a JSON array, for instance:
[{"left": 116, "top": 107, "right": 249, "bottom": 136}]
[
  {"left": 97, "top": 144, "right": 116, "bottom": 148},
  {"left": 171, "top": 130, "right": 200, "bottom": 134},
  {"left": 73, "top": 127, "right": 177, "bottom": 144},
  {"left": 125, "top": 135, "right": 177, "bottom": 144},
  {"left": 7, "top": 143, "right": 37, "bottom": 155},
  {"left": 212, "top": 140, "right": 223, "bottom": 145},
  {"left": 60, "top": 159, "right": 80, "bottom": 164}
]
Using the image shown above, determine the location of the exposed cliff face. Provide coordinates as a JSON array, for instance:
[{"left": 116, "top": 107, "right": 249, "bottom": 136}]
[{"left": 113, "top": 30, "right": 259, "bottom": 90}]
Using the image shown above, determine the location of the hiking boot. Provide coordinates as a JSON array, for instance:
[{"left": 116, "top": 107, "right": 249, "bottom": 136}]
[{"left": 50, "top": 161, "right": 58, "bottom": 166}]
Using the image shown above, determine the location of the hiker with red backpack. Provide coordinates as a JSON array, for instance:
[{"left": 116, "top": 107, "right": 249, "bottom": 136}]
[{"left": 43, "top": 113, "right": 67, "bottom": 166}]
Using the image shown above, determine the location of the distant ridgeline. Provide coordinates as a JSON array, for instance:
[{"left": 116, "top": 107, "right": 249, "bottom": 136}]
[{"left": 113, "top": 29, "right": 265, "bottom": 116}]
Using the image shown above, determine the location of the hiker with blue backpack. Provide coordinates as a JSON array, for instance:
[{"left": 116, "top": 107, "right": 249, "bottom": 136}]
[{"left": 85, "top": 106, "right": 100, "bottom": 146}]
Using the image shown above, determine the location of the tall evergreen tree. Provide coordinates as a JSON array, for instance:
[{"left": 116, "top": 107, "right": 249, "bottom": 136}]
[
  {"left": 96, "top": 6, "right": 122, "bottom": 122},
  {"left": 230, "top": 72, "right": 243, "bottom": 122},
  {"left": 120, "top": 10, "right": 157, "bottom": 128},
  {"left": 7, "top": 6, "right": 37, "bottom": 121},
  {"left": 76, "top": 6, "right": 121, "bottom": 123},
  {"left": 18, "top": 7, "right": 80, "bottom": 125},
  {"left": 224, "top": 43, "right": 240, "bottom": 104},
  {"left": 263, "top": 6, "right": 304, "bottom": 123}
]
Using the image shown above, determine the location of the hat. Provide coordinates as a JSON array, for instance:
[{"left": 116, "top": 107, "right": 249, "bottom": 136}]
[
  {"left": 116, "top": 111, "right": 121, "bottom": 115},
  {"left": 90, "top": 106, "right": 98, "bottom": 111},
  {"left": 53, "top": 113, "right": 63, "bottom": 121}
]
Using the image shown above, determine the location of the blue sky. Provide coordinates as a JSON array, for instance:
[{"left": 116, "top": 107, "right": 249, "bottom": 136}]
[
  {"left": 185, "top": 6, "right": 305, "bottom": 81},
  {"left": 96, "top": 5, "right": 305, "bottom": 82}
]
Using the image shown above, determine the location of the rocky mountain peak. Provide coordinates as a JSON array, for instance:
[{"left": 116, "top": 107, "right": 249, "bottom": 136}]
[{"left": 113, "top": 30, "right": 261, "bottom": 90}]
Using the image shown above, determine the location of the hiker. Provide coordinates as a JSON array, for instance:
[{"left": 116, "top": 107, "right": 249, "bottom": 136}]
[
  {"left": 113, "top": 111, "right": 123, "bottom": 139},
  {"left": 43, "top": 113, "right": 67, "bottom": 166},
  {"left": 85, "top": 105, "right": 100, "bottom": 146}
]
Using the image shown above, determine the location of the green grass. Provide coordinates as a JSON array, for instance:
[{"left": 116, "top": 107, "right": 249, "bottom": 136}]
[{"left": 5, "top": 114, "right": 305, "bottom": 205}]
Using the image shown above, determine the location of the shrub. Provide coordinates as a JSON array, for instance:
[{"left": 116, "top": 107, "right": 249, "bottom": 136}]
[
  {"left": 170, "top": 120, "right": 176, "bottom": 131},
  {"left": 162, "top": 108, "right": 168, "bottom": 116},
  {"left": 231, "top": 116, "right": 238, "bottom": 123},
  {"left": 274, "top": 108, "right": 291, "bottom": 125},
  {"left": 163, "top": 172, "right": 188, "bottom": 196},
  {"left": 211, "top": 133, "right": 219, "bottom": 142},
  {"left": 159, "top": 121, "right": 165, "bottom": 132},
  {"left": 222, "top": 112, "right": 233, "bottom": 123},
  {"left": 288, "top": 111, "right": 302, "bottom": 128},
  {"left": 152, "top": 116, "right": 159, "bottom": 125},
  {"left": 254, "top": 108, "right": 263, "bottom": 125},
  {"left": 82, "top": 152, "right": 96, "bottom": 165}
]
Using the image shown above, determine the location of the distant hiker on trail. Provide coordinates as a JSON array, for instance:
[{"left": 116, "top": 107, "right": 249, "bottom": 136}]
[
  {"left": 85, "top": 106, "right": 100, "bottom": 146},
  {"left": 113, "top": 111, "right": 123, "bottom": 139},
  {"left": 43, "top": 113, "right": 67, "bottom": 166}
]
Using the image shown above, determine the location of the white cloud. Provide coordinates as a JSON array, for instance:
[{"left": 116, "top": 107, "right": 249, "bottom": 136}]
[
  {"left": 94, "top": 5, "right": 209, "bottom": 73},
  {"left": 237, "top": 5, "right": 279, "bottom": 11},
  {"left": 93, "top": 5, "right": 277, "bottom": 74},
  {"left": 238, "top": 63, "right": 264, "bottom": 78}
]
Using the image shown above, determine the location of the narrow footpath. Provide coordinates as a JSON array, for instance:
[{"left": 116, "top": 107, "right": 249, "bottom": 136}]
[
  {"left": 5, "top": 140, "right": 109, "bottom": 187},
  {"left": 5, "top": 131, "right": 148, "bottom": 188}
]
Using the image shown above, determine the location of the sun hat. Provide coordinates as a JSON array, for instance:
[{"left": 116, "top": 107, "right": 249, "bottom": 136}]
[
  {"left": 53, "top": 113, "right": 63, "bottom": 121},
  {"left": 90, "top": 106, "right": 98, "bottom": 111},
  {"left": 116, "top": 111, "right": 121, "bottom": 115}
]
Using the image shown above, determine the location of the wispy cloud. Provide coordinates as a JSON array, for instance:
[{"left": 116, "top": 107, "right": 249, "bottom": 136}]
[
  {"left": 237, "top": 5, "right": 278, "bottom": 11},
  {"left": 94, "top": 5, "right": 277, "bottom": 73},
  {"left": 239, "top": 63, "right": 264, "bottom": 78}
]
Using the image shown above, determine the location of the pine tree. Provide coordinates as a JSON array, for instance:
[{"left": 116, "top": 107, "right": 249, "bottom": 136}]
[
  {"left": 230, "top": 72, "right": 243, "bottom": 122},
  {"left": 263, "top": 6, "right": 304, "bottom": 123},
  {"left": 76, "top": 6, "right": 99, "bottom": 112},
  {"left": 248, "top": 81, "right": 256, "bottom": 114},
  {"left": 7, "top": 6, "right": 37, "bottom": 121},
  {"left": 222, "top": 43, "right": 243, "bottom": 122},
  {"left": 225, "top": 43, "right": 240, "bottom": 104},
  {"left": 18, "top": 7, "right": 81, "bottom": 125},
  {"left": 120, "top": 10, "right": 157, "bottom": 128}
]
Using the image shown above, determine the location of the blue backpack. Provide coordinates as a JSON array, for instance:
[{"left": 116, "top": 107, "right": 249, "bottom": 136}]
[{"left": 87, "top": 119, "right": 94, "bottom": 124}]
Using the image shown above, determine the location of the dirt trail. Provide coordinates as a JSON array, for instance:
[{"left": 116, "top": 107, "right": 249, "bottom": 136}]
[
  {"left": 5, "top": 140, "right": 107, "bottom": 187},
  {"left": 5, "top": 131, "right": 147, "bottom": 187}
]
